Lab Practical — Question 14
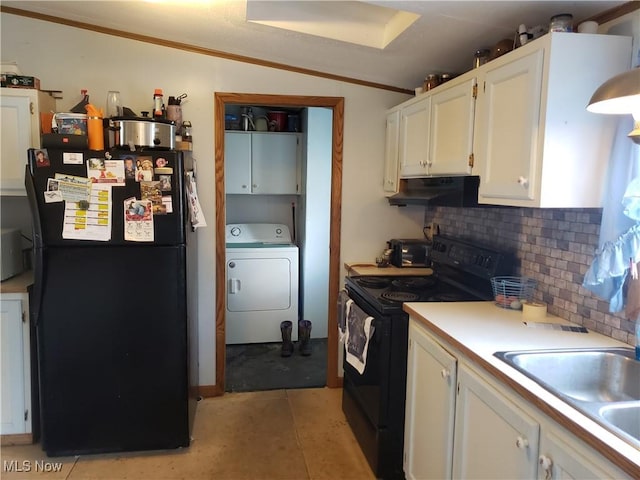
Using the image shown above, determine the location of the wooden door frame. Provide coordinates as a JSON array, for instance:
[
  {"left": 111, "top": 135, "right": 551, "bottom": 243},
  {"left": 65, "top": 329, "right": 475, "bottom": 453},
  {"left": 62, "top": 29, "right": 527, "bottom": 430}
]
[{"left": 213, "top": 92, "right": 344, "bottom": 395}]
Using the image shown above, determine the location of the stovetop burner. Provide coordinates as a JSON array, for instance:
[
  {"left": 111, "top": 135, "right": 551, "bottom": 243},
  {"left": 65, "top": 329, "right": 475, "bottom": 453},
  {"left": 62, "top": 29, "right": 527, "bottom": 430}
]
[
  {"left": 426, "top": 292, "right": 472, "bottom": 302},
  {"left": 346, "top": 274, "right": 487, "bottom": 315},
  {"left": 356, "top": 277, "right": 392, "bottom": 289},
  {"left": 381, "top": 290, "right": 420, "bottom": 302},
  {"left": 391, "top": 277, "right": 435, "bottom": 290}
]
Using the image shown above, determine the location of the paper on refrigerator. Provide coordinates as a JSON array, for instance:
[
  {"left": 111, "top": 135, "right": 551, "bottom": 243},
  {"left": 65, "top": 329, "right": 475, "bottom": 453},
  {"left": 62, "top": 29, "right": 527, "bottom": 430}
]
[
  {"left": 62, "top": 185, "right": 112, "bottom": 241},
  {"left": 185, "top": 171, "right": 206, "bottom": 229},
  {"left": 53, "top": 173, "right": 91, "bottom": 203},
  {"left": 124, "top": 197, "right": 154, "bottom": 242}
]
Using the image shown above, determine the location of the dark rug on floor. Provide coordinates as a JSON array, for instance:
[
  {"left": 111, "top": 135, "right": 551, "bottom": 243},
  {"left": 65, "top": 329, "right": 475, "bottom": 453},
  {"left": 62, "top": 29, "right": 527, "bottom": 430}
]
[{"left": 225, "top": 338, "right": 327, "bottom": 392}]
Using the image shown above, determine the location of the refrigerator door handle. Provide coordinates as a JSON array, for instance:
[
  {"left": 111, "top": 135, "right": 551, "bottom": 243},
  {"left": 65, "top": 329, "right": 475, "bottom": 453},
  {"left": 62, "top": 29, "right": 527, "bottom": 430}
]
[
  {"left": 228, "top": 278, "right": 241, "bottom": 294},
  {"left": 24, "top": 161, "right": 44, "bottom": 326},
  {"left": 24, "top": 162, "right": 43, "bottom": 249},
  {"left": 31, "top": 247, "right": 44, "bottom": 327}
]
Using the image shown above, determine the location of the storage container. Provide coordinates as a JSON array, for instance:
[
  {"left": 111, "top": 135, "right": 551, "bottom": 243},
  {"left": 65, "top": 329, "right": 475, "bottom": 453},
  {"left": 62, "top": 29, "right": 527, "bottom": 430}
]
[{"left": 55, "top": 113, "right": 87, "bottom": 135}]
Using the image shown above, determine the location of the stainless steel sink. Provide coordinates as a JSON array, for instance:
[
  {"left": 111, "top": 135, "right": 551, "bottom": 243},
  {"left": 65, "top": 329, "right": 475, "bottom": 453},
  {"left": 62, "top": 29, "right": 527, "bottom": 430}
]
[
  {"left": 494, "top": 348, "right": 639, "bottom": 403},
  {"left": 494, "top": 347, "right": 640, "bottom": 448},
  {"left": 599, "top": 403, "right": 640, "bottom": 441}
]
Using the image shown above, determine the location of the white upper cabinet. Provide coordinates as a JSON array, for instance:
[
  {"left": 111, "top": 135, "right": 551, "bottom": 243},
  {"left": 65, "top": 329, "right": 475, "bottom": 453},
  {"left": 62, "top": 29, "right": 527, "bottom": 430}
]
[
  {"left": 396, "top": 75, "right": 477, "bottom": 179},
  {"left": 386, "top": 32, "right": 632, "bottom": 208},
  {"left": 383, "top": 109, "right": 400, "bottom": 194},
  {"left": 1, "top": 88, "right": 56, "bottom": 196},
  {"left": 428, "top": 77, "right": 476, "bottom": 175},
  {"left": 251, "top": 132, "right": 299, "bottom": 195},
  {"left": 399, "top": 96, "right": 431, "bottom": 177},
  {"left": 225, "top": 131, "right": 300, "bottom": 195},
  {"left": 475, "top": 32, "right": 632, "bottom": 208},
  {"left": 225, "top": 131, "right": 253, "bottom": 194}
]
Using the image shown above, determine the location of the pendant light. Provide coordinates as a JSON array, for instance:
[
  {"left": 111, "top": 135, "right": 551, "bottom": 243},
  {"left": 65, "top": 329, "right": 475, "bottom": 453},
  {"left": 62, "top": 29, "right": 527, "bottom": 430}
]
[{"left": 587, "top": 67, "right": 640, "bottom": 144}]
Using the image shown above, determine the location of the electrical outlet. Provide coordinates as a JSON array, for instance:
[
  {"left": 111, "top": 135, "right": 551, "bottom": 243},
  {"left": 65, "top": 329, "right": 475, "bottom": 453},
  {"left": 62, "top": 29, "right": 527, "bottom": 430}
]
[{"left": 424, "top": 222, "right": 439, "bottom": 241}]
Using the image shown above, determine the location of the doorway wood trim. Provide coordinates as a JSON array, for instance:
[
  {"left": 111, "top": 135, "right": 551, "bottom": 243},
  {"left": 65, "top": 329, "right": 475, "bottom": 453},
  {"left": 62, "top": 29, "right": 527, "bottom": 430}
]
[{"left": 214, "top": 93, "right": 344, "bottom": 395}]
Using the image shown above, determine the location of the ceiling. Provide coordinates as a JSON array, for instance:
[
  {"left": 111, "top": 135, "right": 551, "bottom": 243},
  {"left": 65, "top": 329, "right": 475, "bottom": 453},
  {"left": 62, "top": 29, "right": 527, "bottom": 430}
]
[{"left": 1, "top": 1, "right": 630, "bottom": 92}]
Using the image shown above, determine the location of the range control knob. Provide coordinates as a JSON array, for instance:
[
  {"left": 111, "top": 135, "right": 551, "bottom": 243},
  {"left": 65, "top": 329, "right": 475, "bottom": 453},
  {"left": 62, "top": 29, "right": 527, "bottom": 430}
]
[{"left": 433, "top": 242, "right": 447, "bottom": 253}]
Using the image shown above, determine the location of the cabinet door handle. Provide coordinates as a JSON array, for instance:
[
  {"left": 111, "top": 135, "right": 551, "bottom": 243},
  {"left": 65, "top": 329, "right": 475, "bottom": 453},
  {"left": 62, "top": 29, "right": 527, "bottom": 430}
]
[
  {"left": 440, "top": 368, "right": 450, "bottom": 380},
  {"left": 538, "top": 455, "right": 553, "bottom": 480},
  {"left": 517, "top": 176, "right": 529, "bottom": 187},
  {"left": 242, "top": 184, "right": 248, "bottom": 189},
  {"left": 515, "top": 436, "right": 529, "bottom": 449},
  {"left": 252, "top": 184, "right": 258, "bottom": 189}
]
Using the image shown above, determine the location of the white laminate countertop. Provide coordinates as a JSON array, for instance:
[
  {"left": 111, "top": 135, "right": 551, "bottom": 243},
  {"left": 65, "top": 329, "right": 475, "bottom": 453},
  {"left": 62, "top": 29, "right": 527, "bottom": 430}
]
[{"left": 403, "top": 301, "right": 640, "bottom": 477}]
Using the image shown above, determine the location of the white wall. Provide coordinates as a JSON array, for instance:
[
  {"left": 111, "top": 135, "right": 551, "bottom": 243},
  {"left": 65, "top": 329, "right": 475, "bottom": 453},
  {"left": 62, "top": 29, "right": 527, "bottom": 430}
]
[
  {"left": 1, "top": 13, "right": 425, "bottom": 386},
  {"left": 300, "top": 107, "right": 333, "bottom": 338}
]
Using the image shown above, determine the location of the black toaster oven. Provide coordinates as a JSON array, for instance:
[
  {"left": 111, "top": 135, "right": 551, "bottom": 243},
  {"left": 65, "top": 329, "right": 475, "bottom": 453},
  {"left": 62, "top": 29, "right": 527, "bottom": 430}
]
[{"left": 389, "top": 239, "right": 431, "bottom": 268}]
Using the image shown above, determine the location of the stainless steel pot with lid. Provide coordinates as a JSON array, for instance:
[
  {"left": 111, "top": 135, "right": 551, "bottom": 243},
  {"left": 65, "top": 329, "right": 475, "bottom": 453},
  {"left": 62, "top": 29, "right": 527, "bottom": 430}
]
[{"left": 110, "top": 117, "right": 175, "bottom": 150}]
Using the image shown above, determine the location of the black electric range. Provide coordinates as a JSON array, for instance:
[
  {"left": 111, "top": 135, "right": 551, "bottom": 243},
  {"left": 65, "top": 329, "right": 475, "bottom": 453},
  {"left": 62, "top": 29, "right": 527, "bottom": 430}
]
[{"left": 341, "top": 235, "right": 514, "bottom": 480}]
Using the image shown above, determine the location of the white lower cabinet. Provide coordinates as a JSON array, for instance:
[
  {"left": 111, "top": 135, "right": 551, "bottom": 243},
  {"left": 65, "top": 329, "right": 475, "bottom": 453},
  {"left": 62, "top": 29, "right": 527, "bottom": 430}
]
[
  {"left": 453, "top": 364, "right": 540, "bottom": 479},
  {"left": 404, "top": 317, "right": 633, "bottom": 480},
  {"left": 0, "top": 293, "right": 32, "bottom": 442},
  {"left": 404, "top": 320, "right": 457, "bottom": 479},
  {"left": 537, "top": 428, "right": 630, "bottom": 480}
]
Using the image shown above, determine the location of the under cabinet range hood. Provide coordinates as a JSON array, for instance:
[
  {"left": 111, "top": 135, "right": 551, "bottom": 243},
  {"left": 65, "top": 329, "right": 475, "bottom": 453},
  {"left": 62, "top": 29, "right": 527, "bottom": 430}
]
[{"left": 388, "top": 176, "right": 480, "bottom": 207}]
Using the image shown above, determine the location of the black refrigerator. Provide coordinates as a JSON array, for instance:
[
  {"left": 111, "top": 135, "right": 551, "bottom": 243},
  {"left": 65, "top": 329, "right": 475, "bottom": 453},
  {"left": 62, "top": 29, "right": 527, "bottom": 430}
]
[{"left": 25, "top": 146, "right": 197, "bottom": 457}]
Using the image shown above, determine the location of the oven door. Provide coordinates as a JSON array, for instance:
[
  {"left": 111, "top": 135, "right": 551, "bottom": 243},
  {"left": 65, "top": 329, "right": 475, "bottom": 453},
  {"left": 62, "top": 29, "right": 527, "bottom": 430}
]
[{"left": 342, "top": 290, "right": 391, "bottom": 428}]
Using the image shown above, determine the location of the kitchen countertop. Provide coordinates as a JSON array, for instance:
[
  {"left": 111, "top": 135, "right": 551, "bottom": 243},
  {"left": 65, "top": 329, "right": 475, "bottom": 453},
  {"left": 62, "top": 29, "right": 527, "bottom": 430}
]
[
  {"left": 403, "top": 301, "right": 640, "bottom": 477},
  {"left": 344, "top": 262, "right": 433, "bottom": 276},
  {"left": 0, "top": 270, "right": 33, "bottom": 294}
]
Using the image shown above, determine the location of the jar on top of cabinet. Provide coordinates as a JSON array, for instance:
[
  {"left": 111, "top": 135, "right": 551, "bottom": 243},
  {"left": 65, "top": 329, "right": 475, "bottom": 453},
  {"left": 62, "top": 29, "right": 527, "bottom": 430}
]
[{"left": 423, "top": 74, "right": 440, "bottom": 91}]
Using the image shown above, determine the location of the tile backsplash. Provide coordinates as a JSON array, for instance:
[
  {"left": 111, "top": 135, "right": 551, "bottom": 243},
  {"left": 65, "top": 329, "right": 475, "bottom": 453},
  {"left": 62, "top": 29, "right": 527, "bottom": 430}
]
[{"left": 424, "top": 206, "right": 635, "bottom": 346}]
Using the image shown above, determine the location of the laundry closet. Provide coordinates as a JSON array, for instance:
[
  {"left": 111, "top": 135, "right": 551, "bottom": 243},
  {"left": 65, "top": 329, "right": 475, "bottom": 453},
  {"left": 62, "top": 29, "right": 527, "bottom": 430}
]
[{"left": 223, "top": 105, "right": 332, "bottom": 391}]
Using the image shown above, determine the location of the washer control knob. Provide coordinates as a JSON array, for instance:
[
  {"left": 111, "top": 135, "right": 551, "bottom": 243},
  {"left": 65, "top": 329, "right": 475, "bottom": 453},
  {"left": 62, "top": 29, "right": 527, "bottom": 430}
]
[
  {"left": 230, "top": 227, "right": 241, "bottom": 237},
  {"left": 276, "top": 227, "right": 282, "bottom": 235}
]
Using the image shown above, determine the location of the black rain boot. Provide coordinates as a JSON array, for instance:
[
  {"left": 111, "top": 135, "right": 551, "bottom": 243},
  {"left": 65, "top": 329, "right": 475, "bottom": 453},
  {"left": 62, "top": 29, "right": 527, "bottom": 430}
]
[
  {"left": 298, "top": 320, "right": 312, "bottom": 356},
  {"left": 280, "top": 321, "right": 294, "bottom": 357}
]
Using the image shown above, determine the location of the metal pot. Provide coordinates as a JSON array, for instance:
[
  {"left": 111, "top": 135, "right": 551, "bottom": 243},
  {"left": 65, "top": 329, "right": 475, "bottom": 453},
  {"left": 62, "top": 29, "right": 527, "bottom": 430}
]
[{"left": 111, "top": 117, "right": 175, "bottom": 149}]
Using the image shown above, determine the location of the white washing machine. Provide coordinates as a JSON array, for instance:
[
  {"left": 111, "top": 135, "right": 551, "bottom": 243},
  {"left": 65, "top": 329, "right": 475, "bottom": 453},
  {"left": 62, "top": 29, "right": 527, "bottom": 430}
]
[{"left": 225, "top": 223, "right": 299, "bottom": 344}]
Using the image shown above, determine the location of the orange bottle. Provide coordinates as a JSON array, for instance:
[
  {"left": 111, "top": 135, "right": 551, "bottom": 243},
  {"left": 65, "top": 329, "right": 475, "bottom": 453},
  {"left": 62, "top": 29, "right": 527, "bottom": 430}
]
[{"left": 86, "top": 103, "right": 104, "bottom": 150}]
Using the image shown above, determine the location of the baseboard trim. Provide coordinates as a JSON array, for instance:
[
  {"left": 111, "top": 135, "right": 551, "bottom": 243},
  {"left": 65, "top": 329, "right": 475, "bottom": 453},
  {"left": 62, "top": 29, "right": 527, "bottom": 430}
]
[
  {"left": 198, "top": 384, "right": 224, "bottom": 398},
  {"left": 1, "top": 433, "right": 32, "bottom": 446}
]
